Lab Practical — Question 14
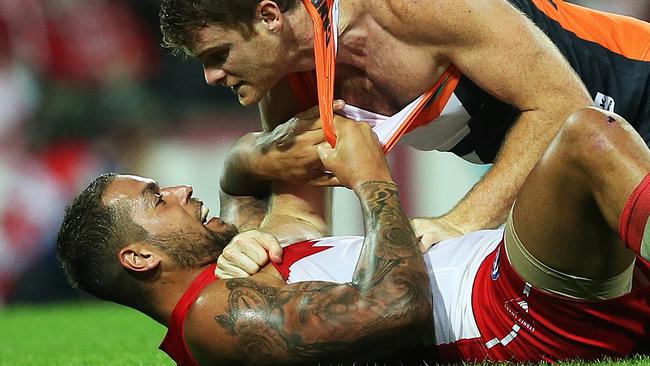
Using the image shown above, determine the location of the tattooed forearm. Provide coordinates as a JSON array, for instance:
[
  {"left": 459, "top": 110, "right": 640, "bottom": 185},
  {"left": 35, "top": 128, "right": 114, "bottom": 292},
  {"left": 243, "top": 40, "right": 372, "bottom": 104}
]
[
  {"left": 219, "top": 190, "right": 269, "bottom": 231},
  {"left": 354, "top": 181, "right": 423, "bottom": 287}
]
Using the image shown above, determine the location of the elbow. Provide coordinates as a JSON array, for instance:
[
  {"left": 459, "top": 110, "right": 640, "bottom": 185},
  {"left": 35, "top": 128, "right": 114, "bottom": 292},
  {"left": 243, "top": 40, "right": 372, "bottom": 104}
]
[{"left": 375, "top": 270, "right": 433, "bottom": 340}]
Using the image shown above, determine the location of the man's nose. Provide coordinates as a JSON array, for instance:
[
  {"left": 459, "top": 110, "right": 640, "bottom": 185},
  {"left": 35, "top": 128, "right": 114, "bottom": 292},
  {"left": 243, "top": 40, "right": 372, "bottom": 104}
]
[
  {"left": 204, "top": 66, "right": 226, "bottom": 86},
  {"left": 163, "top": 185, "right": 193, "bottom": 204}
]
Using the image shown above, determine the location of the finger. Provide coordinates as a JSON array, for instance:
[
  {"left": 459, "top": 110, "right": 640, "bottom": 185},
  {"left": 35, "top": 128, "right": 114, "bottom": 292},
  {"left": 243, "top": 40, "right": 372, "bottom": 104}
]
[
  {"left": 239, "top": 241, "right": 273, "bottom": 267},
  {"left": 295, "top": 105, "right": 321, "bottom": 120},
  {"left": 275, "top": 119, "right": 299, "bottom": 146},
  {"left": 333, "top": 99, "right": 346, "bottom": 111},
  {"left": 418, "top": 240, "right": 432, "bottom": 254},
  {"left": 252, "top": 233, "right": 283, "bottom": 264},
  {"left": 221, "top": 246, "right": 263, "bottom": 274},
  {"left": 235, "top": 232, "right": 274, "bottom": 265},
  {"left": 214, "top": 268, "right": 234, "bottom": 279},
  {"left": 317, "top": 143, "right": 335, "bottom": 166},
  {"left": 331, "top": 116, "right": 354, "bottom": 136},
  {"left": 263, "top": 241, "right": 283, "bottom": 264},
  {"left": 215, "top": 260, "right": 254, "bottom": 278},
  {"left": 298, "top": 129, "right": 327, "bottom": 144},
  {"left": 308, "top": 173, "right": 340, "bottom": 187}
]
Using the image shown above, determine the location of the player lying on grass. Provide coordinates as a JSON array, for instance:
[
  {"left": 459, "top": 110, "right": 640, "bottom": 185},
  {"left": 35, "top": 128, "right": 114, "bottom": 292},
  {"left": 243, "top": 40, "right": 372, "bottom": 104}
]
[
  {"left": 57, "top": 107, "right": 650, "bottom": 364},
  {"left": 57, "top": 119, "right": 432, "bottom": 365}
]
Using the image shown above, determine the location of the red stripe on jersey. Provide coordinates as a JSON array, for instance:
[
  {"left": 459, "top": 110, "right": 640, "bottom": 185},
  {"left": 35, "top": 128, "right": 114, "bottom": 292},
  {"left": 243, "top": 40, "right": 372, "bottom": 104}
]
[
  {"left": 160, "top": 264, "right": 218, "bottom": 366},
  {"left": 620, "top": 173, "right": 650, "bottom": 265}
]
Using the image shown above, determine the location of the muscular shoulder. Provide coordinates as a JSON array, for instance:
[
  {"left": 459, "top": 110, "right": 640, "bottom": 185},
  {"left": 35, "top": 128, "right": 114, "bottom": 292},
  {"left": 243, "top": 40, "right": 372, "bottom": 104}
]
[
  {"left": 363, "top": 0, "right": 518, "bottom": 45},
  {"left": 182, "top": 280, "right": 239, "bottom": 364},
  {"left": 183, "top": 275, "right": 286, "bottom": 364}
]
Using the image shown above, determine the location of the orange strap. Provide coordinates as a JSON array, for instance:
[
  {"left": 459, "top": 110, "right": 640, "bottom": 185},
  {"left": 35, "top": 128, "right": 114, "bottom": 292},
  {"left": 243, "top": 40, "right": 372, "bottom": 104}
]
[
  {"left": 382, "top": 65, "right": 460, "bottom": 153},
  {"left": 302, "top": 0, "right": 337, "bottom": 146}
]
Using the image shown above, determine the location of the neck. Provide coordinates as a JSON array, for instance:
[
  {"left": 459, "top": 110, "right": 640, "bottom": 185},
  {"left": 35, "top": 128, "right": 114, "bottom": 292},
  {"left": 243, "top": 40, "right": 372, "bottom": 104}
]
[
  {"left": 283, "top": 3, "right": 317, "bottom": 72},
  {"left": 145, "top": 265, "right": 211, "bottom": 326},
  {"left": 287, "top": 0, "right": 355, "bottom": 72}
]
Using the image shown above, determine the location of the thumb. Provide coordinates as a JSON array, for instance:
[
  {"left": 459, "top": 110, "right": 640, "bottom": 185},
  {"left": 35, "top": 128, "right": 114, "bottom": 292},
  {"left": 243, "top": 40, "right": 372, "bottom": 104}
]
[
  {"left": 317, "top": 143, "right": 334, "bottom": 165},
  {"left": 333, "top": 99, "right": 346, "bottom": 112}
]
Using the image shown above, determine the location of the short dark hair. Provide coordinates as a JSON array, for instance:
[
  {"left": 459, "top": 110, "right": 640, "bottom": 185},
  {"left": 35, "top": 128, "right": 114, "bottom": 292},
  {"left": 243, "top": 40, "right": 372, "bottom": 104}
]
[
  {"left": 160, "top": 0, "right": 298, "bottom": 57},
  {"left": 57, "top": 173, "right": 147, "bottom": 306}
]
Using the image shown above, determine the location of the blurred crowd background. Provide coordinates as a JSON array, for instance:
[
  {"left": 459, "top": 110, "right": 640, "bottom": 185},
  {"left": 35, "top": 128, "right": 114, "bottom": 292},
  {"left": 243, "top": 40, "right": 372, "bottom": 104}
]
[{"left": 0, "top": 0, "right": 648, "bottom": 306}]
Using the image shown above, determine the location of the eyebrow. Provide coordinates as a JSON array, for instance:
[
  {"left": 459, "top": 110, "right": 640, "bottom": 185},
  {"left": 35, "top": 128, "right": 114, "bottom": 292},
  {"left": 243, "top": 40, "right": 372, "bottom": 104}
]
[{"left": 195, "top": 43, "right": 230, "bottom": 60}]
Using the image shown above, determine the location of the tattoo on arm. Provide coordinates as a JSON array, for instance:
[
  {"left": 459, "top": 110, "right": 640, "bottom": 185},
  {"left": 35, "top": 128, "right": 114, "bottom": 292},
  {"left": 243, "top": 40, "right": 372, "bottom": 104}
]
[
  {"left": 354, "top": 181, "right": 421, "bottom": 288},
  {"left": 215, "top": 181, "right": 432, "bottom": 364}
]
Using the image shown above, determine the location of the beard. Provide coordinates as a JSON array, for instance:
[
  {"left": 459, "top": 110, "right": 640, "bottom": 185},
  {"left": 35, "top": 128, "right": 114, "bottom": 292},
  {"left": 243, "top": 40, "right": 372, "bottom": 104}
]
[{"left": 147, "top": 225, "right": 238, "bottom": 269}]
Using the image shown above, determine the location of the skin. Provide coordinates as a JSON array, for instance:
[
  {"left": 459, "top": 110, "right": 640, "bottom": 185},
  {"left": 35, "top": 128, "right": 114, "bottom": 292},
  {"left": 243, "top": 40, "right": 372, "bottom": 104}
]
[
  {"left": 99, "top": 119, "right": 432, "bottom": 365},
  {"left": 74, "top": 109, "right": 648, "bottom": 364},
  {"left": 189, "top": 0, "right": 592, "bottom": 252},
  {"left": 218, "top": 107, "right": 649, "bottom": 293},
  {"left": 512, "top": 107, "right": 648, "bottom": 278}
]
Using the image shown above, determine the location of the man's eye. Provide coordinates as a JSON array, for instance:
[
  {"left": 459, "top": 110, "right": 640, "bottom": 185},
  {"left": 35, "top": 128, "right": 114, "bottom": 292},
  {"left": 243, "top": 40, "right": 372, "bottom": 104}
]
[
  {"left": 155, "top": 194, "right": 164, "bottom": 207},
  {"left": 207, "top": 49, "right": 229, "bottom": 65}
]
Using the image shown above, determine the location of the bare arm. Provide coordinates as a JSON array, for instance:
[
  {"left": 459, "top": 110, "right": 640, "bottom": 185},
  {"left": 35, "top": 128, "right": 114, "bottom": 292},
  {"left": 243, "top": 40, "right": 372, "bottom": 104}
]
[
  {"left": 374, "top": 0, "right": 592, "bottom": 238},
  {"left": 259, "top": 181, "right": 332, "bottom": 245},
  {"left": 189, "top": 120, "right": 431, "bottom": 364},
  {"left": 218, "top": 93, "right": 335, "bottom": 247},
  {"left": 219, "top": 77, "right": 331, "bottom": 198},
  {"left": 218, "top": 188, "right": 269, "bottom": 232}
]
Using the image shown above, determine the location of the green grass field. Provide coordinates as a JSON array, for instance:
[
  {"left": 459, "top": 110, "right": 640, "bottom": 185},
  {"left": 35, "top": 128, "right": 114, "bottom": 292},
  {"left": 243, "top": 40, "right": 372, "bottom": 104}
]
[
  {"left": 1, "top": 301, "right": 648, "bottom": 365},
  {"left": 0, "top": 301, "right": 173, "bottom": 366}
]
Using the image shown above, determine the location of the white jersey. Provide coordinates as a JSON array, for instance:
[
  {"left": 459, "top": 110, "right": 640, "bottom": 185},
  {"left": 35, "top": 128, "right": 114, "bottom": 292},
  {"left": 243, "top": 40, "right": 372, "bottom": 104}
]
[{"left": 274, "top": 229, "right": 504, "bottom": 347}]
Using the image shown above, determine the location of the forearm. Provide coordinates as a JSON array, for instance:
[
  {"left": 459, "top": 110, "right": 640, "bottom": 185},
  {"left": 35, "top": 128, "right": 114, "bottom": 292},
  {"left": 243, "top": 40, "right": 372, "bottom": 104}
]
[
  {"left": 219, "top": 189, "right": 268, "bottom": 232},
  {"left": 260, "top": 182, "right": 332, "bottom": 245},
  {"left": 354, "top": 181, "right": 429, "bottom": 294},
  {"left": 444, "top": 108, "right": 573, "bottom": 232},
  {"left": 220, "top": 132, "right": 270, "bottom": 197}
]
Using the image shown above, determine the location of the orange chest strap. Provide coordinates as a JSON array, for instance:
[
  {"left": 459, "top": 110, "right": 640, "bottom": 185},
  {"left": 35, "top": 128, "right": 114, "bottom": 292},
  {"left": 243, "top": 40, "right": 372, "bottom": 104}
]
[{"left": 302, "top": 0, "right": 337, "bottom": 146}]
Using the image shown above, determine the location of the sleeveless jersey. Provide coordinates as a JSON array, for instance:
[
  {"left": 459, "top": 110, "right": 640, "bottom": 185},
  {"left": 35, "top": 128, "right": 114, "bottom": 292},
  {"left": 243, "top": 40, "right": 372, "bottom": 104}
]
[
  {"left": 159, "top": 232, "right": 650, "bottom": 364},
  {"left": 159, "top": 263, "right": 218, "bottom": 366},
  {"left": 294, "top": 0, "right": 650, "bottom": 163},
  {"left": 272, "top": 231, "right": 650, "bottom": 363}
]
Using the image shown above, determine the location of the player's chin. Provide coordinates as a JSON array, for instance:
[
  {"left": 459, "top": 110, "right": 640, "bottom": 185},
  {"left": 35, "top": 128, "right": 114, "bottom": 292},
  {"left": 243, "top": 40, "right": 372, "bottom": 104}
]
[{"left": 237, "top": 86, "right": 264, "bottom": 106}]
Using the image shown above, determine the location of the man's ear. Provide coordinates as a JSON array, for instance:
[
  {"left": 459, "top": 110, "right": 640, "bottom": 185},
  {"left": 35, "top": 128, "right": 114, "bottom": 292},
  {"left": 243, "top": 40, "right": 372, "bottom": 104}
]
[
  {"left": 256, "top": 0, "right": 283, "bottom": 31},
  {"left": 118, "top": 244, "right": 161, "bottom": 272}
]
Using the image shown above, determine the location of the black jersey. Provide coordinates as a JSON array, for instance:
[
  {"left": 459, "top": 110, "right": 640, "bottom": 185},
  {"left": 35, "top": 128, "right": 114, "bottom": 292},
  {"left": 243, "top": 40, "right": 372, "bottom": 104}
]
[{"left": 444, "top": 0, "right": 650, "bottom": 162}]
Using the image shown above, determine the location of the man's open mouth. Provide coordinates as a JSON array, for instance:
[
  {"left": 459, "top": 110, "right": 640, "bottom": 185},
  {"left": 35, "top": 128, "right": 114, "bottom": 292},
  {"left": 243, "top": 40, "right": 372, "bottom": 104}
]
[{"left": 200, "top": 204, "right": 209, "bottom": 223}]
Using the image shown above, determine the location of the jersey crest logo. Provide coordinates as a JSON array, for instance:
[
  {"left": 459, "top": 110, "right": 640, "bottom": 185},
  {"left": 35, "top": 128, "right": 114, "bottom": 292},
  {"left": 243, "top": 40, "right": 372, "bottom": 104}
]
[
  {"left": 492, "top": 247, "right": 501, "bottom": 280},
  {"left": 594, "top": 92, "right": 616, "bottom": 112}
]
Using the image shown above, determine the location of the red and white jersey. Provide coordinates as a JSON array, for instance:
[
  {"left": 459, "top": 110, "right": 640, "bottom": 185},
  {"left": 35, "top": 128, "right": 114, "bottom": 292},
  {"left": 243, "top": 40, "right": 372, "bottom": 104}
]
[{"left": 272, "top": 229, "right": 650, "bottom": 363}]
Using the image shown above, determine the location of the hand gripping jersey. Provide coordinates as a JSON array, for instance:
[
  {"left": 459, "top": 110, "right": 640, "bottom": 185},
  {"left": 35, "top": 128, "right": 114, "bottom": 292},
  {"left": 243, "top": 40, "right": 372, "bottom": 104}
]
[
  {"left": 160, "top": 231, "right": 650, "bottom": 364},
  {"left": 296, "top": 0, "right": 650, "bottom": 163}
]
